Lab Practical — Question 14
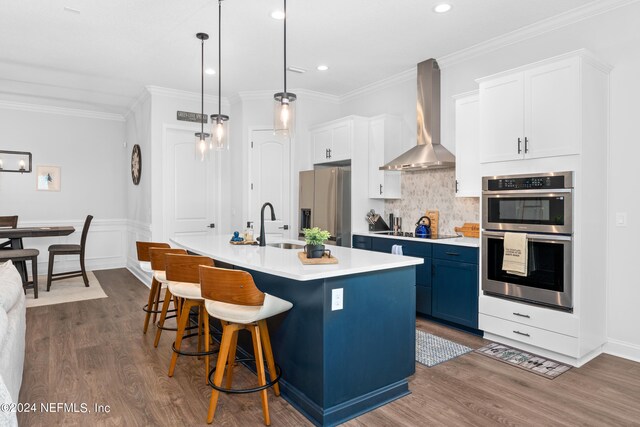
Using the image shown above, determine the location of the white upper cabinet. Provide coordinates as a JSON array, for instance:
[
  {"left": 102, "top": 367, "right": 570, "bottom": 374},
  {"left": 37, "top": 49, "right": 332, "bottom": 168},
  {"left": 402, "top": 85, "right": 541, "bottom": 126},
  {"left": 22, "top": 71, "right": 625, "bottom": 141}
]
[
  {"left": 311, "top": 119, "right": 352, "bottom": 164},
  {"left": 454, "top": 91, "right": 480, "bottom": 197},
  {"left": 368, "top": 115, "right": 402, "bottom": 199},
  {"left": 478, "top": 55, "right": 582, "bottom": 163}
]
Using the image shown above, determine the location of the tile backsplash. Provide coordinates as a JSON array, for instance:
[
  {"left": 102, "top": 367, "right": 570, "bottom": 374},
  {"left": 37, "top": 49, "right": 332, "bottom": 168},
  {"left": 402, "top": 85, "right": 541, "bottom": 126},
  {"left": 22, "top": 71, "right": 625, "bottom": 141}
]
[{"left": 385, "top": 169, "right": 479, "bottom": 235}]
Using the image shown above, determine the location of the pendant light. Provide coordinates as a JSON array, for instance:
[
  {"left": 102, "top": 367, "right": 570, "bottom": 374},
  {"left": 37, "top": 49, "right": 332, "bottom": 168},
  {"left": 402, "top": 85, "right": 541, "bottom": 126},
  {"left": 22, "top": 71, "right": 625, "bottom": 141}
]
[
  {"left": 195, "top": 32, "right": 211, "bottom": 161},
  {"left": 273, "top": 0, "right": 296, "bottom": 137},
  {"left": 210, "top": 0, "right": 229, "bottom": 151}
]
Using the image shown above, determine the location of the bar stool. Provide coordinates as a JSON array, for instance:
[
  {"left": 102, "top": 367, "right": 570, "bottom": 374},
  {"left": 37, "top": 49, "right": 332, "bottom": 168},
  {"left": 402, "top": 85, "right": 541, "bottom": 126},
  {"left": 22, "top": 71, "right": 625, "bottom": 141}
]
[
  {"left": 0, "top": 249, "right": 39, "bottom": 298},
  {"left": 136, "top": 241, "right": 170, "bottom": 334},
  {"left": 199, "top": 266, "right": 293, "bottom": 426},
  {"left": 149, "top": 247, "right": 187, "bottom": 340},
  {"left": 161, "top": 253, "right": 216, "bottom": 379}
]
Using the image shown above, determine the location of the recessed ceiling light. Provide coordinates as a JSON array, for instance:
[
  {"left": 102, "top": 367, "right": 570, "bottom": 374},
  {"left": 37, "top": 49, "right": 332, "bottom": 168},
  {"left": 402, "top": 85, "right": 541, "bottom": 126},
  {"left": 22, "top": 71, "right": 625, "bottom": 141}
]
[
  {"left": 205, "top": 68, "right": 216, "bottom": 75},
  {"left": 433, "top": 3, "right": 452, "bottom": 13},
  {"left": 271, "top": 10, "right": 285, "bottom": 20},
  {"left": 317, "top": 65, "right": 329, "bottom": 71},
  {"left": 63, "top": 6, "right": 81, "bottom": 14}
]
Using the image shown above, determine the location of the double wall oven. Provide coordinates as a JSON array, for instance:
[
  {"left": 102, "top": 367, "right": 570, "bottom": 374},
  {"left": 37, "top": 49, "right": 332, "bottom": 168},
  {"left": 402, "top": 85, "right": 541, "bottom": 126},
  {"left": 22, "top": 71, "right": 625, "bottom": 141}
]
[{"left": 482, "top": 171, "right": 574, "bottom": 311}]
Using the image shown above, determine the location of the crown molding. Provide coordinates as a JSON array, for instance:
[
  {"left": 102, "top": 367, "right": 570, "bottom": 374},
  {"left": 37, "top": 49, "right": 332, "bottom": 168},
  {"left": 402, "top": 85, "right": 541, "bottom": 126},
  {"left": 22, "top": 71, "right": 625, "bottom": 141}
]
[
  {"left": 295, "top": 89, "right": 340, "bottom": 105},
  {"left": 145, "top": 85, "right": 230, "bottom": 107},
  {"left": 124, "top": 88, "right": 152, "bottom": 120},
  {"left": 340, "top": 67, "right": 415, "bottom": 104},
  {"left": 438, "top": 0, "right": 640, "bottom": 69},
  {"left": 0, "top": 99, "right": 125, "bottom": 121}
]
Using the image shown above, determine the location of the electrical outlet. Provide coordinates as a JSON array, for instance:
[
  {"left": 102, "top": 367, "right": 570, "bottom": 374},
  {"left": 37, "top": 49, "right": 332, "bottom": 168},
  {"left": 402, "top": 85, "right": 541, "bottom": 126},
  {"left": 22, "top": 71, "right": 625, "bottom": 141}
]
[
  {"left": 616, "top": 212, "right": 628, "bottom": 227},
  {"left": 331, "top": 288, "right": 343, "bottom": 311}
]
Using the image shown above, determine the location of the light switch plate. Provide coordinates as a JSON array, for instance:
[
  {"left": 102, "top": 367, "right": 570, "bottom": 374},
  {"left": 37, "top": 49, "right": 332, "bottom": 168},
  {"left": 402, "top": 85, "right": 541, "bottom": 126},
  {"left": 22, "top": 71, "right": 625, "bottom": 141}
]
[
  {"left": 616, "top": 212, "right": 628, "bottom": 227},
  {"left": 331, "top": 288, "right": 343, "bottom": 311}
]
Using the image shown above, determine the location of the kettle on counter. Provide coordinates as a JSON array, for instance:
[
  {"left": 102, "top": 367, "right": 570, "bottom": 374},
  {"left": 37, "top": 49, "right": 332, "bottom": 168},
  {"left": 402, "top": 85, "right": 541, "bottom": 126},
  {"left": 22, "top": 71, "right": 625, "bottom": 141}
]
[{"left": 415, "top": 216, "right": 432, "bottom": 239}]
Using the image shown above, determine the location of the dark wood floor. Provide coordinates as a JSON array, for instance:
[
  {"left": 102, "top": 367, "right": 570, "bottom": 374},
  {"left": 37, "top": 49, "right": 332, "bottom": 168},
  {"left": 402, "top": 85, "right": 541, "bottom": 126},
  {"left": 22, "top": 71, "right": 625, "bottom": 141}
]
[{"left": 18, "top": 269, "right": 640, "bottom": 426}]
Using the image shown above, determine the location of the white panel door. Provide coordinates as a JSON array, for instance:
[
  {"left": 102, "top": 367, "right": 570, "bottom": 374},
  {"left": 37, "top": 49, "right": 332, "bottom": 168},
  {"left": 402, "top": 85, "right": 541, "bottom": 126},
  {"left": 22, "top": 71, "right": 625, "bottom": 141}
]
[
  {"left": 455, "top": 92, "right": 481, "bottom": 197},
  {"left": 329, "top": 121, "right": 351, "bottom": 161},
  {"left": 312, "top": 127, "right": 332, "bottom": 164},
  {"left": 165, "top": 127, "right": 217, "bottom": 239},
  {"left": 525, "top": 57, "right": 581, "bottom": 159},
  {"left": 249, "top": 130, "right": 291, "bottom": 241},
  {"left": 479, "top": 73, "right": 525, "bottom": 163}
]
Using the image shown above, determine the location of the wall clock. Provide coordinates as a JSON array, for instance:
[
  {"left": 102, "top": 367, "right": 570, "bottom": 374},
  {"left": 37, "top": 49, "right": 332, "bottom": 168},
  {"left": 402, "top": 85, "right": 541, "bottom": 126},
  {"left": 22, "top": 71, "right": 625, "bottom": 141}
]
[{"left": 131, "top": 144, "right": 141, "bottom": 185}]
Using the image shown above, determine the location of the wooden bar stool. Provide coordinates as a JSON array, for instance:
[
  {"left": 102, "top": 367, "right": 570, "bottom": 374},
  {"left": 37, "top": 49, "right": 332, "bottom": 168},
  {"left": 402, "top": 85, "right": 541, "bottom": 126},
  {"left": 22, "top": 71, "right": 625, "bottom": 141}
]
[
  {"left": 147, "top": 247, "right": 187, "bottom": 347},
  {"left": 199, "top": 266, "right": 293, "bottom": 426},
  {"left": 136, "top": 241, "right": 171, "bottom": 334},
  {"left": 160, "top": 253, "right": 216, "bottom": 379},
  {"left": 0, "top": 250, "right": 39, "bottom": 298}
]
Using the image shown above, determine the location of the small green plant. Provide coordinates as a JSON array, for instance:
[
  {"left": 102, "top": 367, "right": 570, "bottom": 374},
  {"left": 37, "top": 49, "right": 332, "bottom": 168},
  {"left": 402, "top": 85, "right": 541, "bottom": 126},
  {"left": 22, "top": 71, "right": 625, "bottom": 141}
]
[{"left": 302, "top": 227, "right": 331, "bottom": 246}]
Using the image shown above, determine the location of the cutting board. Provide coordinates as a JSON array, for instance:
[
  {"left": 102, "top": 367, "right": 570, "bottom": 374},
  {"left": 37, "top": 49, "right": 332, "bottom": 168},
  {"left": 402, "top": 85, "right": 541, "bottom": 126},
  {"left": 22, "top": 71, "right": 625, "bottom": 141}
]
[
  {"left": 423, "top": 210, "right": 439, "bottom": 237},
  {"left": 298, "top": 252, "right": 338, "bottom": 265},
  {"left": 229, "top": 240, "right": 258, "bottom": 245},
  {"left": 454, "top": 222, "right": 480, "bottom": 238}
]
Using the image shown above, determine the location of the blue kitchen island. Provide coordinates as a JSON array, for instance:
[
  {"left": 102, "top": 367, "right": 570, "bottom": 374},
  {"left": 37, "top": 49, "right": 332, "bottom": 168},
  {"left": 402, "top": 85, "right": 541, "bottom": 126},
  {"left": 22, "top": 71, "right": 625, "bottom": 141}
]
[{"left": 171, "top": 235, "right": 423, "bottom": 427}]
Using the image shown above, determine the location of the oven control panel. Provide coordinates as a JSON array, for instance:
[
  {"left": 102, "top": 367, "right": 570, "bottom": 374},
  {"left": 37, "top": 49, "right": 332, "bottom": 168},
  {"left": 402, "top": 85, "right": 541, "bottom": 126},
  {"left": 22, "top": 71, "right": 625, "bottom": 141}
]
[{"left": 485, "top": 174, "right": 570, "bottom": 191}]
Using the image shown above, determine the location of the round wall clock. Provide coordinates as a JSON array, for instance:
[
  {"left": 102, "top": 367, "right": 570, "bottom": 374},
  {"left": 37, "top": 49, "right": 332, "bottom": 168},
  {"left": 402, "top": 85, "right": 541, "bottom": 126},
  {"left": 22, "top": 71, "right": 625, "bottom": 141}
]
[{"left": 131, "top": 144, "right": 141, "bottom": 185}]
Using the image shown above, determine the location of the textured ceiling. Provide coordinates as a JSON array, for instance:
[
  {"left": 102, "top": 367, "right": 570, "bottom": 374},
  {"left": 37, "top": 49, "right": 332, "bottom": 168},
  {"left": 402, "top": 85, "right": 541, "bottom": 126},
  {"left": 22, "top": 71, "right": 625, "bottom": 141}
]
[{"left": 0, "top": 0, "right": 596, "bottom": 113}]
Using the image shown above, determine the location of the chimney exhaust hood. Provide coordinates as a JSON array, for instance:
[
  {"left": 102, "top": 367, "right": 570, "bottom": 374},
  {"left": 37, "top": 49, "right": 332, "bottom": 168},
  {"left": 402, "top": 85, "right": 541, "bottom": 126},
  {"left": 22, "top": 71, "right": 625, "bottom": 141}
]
[{"left": 380, "top": 59, "right": 455, "bottom": 171}]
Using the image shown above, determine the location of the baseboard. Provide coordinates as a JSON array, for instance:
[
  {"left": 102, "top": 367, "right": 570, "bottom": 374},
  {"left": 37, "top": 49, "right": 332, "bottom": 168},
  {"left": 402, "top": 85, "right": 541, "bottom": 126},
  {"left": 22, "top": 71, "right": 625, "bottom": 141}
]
[{"left": 605, "top": 339, "right": 640, "bottom": 363}]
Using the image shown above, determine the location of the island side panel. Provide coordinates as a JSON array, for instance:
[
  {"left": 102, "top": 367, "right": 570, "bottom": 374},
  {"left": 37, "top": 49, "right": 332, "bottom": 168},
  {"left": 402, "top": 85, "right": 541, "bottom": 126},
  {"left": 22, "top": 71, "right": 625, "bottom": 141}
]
[
  {"left": 323, "top": 266, "right": 416, "bottom": 410},
  {"left": 240, "top": 268, "right": 326, "bottom": 413}
]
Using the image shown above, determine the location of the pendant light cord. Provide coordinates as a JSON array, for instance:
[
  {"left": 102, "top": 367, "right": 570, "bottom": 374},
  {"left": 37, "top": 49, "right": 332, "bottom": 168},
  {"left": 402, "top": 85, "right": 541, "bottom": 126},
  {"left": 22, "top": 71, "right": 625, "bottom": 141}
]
[
  {"left": 283, "top": 0, "right": 287, "bottom": 96},
  {"left": 200, "top": 35, "right": 205, "bottom": 136},
  {"left": 218, "top": 0, "right": 222, "bottom": 118}
]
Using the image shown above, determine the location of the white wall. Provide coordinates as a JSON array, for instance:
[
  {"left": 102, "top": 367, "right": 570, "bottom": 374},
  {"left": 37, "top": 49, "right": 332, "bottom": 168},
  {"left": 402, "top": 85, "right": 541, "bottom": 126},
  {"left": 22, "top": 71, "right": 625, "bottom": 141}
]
[{"left": 0, "top": 103, "right": 127, "bottom": 272}]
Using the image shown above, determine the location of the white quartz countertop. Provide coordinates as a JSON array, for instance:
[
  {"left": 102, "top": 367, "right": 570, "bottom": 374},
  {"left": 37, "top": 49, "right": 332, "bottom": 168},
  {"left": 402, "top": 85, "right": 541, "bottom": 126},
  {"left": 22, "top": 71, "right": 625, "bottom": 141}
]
[
  {"left": 353, "top": 231, "right": 480, "bottom": 248},
  {"left": 170, "top": 234, "right": 423, "bottom": 282}
]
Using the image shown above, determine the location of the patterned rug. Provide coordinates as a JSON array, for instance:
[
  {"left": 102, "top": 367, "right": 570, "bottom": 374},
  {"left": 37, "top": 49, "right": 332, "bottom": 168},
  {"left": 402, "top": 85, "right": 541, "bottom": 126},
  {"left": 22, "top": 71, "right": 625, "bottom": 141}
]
[
  {"left": 476, "top": 342, "right": 572, "bottom": 379},
  {"left": 415, "top": 330, "right": 473, "bottom": 367}
]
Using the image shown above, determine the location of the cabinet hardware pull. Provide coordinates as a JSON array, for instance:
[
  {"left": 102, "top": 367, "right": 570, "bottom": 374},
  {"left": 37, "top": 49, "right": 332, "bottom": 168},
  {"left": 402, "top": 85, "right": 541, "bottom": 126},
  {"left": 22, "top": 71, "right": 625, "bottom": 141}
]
[
  {"left": 513, "top": 330, "right": 530, "bottom": 337},
  {"left": 445, "top": 252, "right": 460, "bottom": 256},
  {"left": 328, "top": 148, "right": 332, "bottom": 158},
  {"left": 517, "top": 137, "right": 522, "bottom": 154},
  {"left": 207, "top": 223, "right": 216, "bottom": 228},
  {"left": 455, "top": 180, "right": 459, "bottom": 193},
  {"left": 524, "top": 137, "right": 529, "bottom": 153},
  {"left": 379, "top": 184, "right": 383, "bottom": 195},
  {"left": 326, "top": 148, "right": 329, "bottom": 158},
  {"left": 513, "top": 312, "right": 530, "bottom": 318}
]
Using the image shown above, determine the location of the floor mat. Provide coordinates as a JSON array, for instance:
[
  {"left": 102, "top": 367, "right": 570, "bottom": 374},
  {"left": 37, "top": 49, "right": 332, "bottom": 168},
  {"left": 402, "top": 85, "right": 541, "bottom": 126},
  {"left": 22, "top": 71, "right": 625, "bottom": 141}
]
[
  {"left": 415, "top": 330, "right": 473, "bottom": 367},
  {"left": 476, "top": 342, "right": 572, "bottom": 379}
]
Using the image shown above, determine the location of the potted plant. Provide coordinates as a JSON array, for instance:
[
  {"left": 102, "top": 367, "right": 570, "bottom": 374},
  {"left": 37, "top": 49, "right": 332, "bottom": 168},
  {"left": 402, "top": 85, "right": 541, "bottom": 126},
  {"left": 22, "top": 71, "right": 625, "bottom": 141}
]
[{"left": 302, "top": 227, "right": 331, "bottom": 258}]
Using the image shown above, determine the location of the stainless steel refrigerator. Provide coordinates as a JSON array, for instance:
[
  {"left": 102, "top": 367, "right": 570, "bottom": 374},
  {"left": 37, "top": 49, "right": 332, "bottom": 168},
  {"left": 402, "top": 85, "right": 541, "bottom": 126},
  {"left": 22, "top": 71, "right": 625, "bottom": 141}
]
[{"left": 299, "top": 167, "right": 351, "bottom": 247}]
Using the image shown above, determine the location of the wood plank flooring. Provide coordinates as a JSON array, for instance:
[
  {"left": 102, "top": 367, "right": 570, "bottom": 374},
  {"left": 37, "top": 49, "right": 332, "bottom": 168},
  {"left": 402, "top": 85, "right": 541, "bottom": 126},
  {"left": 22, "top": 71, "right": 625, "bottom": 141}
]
[{"left": 18, "top": 268, "right": 640, "bottom": 426}]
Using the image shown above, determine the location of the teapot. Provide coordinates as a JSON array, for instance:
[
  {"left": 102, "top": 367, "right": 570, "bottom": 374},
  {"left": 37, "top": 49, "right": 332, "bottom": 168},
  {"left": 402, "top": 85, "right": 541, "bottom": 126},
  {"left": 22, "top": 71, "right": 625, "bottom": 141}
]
[{"left": 415, "top": 216, "right": 432, "bottom": 239}]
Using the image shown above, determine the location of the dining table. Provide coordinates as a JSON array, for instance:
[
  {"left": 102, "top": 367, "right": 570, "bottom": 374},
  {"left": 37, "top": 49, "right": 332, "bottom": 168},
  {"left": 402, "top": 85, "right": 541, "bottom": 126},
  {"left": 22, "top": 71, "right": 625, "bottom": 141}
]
[{"left": 0, "top": 226, "right": 76, "bottom": 283}]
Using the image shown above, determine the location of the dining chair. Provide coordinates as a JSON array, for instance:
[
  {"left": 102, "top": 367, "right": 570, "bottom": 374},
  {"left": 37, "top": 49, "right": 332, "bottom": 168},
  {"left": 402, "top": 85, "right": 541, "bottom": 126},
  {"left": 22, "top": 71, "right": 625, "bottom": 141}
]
[
  {"left": 46, "top": 215, "right": 93, "bottom": 291},
  {"left": 0, "top": 215, "right": 18, "bottom": 249}
]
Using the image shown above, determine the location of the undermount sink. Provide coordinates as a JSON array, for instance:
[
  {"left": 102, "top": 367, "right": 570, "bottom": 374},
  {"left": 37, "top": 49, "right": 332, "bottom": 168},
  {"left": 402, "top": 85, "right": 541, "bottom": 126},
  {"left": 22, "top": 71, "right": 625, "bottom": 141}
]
[{"left": 267, "top": 243, "right": 304, "bottom": 250}]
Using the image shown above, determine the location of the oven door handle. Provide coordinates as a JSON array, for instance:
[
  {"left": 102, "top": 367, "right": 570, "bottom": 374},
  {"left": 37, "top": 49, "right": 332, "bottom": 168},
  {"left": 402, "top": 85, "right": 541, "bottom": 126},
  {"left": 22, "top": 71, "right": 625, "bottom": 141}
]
[
  {"left": 482, "top": 188, "right": 572, "bottom": 196},
  {"left": 482, "top": 230, "right": 572, "bottom": 242}
]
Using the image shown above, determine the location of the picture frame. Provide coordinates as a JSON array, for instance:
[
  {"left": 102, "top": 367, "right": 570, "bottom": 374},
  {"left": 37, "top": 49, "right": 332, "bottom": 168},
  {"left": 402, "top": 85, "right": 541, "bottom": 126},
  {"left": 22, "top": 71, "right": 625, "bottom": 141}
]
[{"left": 36, "top": 165, "right": 61, "bottom": 191}]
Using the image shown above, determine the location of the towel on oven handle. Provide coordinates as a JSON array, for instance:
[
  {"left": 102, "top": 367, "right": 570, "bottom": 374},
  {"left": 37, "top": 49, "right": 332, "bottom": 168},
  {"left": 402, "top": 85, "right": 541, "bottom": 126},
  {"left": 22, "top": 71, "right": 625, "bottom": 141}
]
[{"left": 502, "top": 232, "right": 528, "bottom": 276}]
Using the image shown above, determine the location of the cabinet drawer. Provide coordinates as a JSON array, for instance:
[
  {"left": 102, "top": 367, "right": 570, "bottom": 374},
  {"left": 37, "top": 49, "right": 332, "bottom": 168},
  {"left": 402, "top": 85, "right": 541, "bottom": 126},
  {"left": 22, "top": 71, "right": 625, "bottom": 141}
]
[
  {"left": 479, "top": 296, "right": 579, "bottom": 337},
  {"left": 432, "top": 244, "right": 478, "bottom": 264},
  {"left": 371, "top": 237, "right": 431, "bottom": 286},
  {"left": 479, "top": 313, "right": 579, "bottom": 357},
  {"left": 352, "top": 235, "right": 372, "bottom": 250}
]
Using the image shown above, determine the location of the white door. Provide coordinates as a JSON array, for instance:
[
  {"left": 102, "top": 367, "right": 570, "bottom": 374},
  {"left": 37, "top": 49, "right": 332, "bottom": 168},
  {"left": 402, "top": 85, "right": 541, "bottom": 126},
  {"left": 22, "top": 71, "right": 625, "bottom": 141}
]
[
  {"left": 455, "top": 92, "right": 480, "bottom": 197},
  {"left": 312, "top": 127, "right": 332, "bottom": 164},
  {"left": 249, "top": 130, "right": 291, "bottom": 241},
  {"left": 479, "top": 73, "right": 525, "bottom": 163},
  {"left": 165, "top": 127, "right": 218, "bottom": 240}
]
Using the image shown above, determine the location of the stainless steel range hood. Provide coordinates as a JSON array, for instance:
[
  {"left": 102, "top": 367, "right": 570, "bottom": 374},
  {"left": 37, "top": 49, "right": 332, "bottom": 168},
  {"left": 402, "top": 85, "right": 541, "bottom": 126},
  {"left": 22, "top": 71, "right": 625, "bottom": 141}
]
[{"left": 380, "top": 59, "right": 455, "bottom": 171}]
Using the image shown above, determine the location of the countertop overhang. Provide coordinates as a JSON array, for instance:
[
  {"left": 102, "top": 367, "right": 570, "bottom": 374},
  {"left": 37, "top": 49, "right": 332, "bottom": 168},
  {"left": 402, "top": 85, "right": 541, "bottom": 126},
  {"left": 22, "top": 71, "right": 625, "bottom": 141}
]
[{"left": 170, "top": 235, "right": 423, "bottom": 281}]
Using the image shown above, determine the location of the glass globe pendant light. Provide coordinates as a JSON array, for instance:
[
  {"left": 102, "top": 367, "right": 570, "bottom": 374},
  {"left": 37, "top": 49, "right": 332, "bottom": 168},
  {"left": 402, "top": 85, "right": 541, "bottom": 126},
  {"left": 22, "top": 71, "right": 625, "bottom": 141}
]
[
  {"left": 210, "top": 0, "right": 229, "bottom": 150},
  {"left": 273, "top": 0, "right": 296, "bottom": 137},
  {"left": 195, "top": 32, "right": 211, "bottom": 161}
]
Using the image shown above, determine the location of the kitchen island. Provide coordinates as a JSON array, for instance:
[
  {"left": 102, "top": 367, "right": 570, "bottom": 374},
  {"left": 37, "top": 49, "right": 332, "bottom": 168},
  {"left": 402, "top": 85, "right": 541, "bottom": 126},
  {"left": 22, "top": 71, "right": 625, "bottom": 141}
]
[{"left": 171, "top": 234, "right": 423, "bottom": 427}]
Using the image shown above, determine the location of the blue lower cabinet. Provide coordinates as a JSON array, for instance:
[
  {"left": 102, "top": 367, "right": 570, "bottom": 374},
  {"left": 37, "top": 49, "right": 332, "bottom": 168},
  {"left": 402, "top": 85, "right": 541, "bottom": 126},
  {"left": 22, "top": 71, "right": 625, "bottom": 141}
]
[
  {"left": 431, "top": 258, "right": 479, "bottom": 329},
  {"left": 352, "top": 235, "right": 372, "bottom": 250},
  {"left": 416, "top": 284, "right": 432, "bottom": 316}
]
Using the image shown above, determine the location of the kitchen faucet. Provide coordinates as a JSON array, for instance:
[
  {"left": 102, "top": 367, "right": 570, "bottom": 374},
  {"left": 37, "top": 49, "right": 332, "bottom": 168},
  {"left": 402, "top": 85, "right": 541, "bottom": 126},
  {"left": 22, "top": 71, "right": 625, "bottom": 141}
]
[{"left": 258, "top": 202, "right": 276, "bottom": 247}]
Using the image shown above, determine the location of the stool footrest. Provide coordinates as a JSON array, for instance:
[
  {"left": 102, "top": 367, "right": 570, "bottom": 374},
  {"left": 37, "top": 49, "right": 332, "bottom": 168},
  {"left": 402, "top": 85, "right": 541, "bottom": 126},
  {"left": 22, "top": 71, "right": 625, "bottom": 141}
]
[
  {"left": 142, "top": 300, "right": 177, "bottom": 315},
  {"left": 207, "top": 358, "right": 282, "bottom": 394},
  {"left": 171, "top": 332, "right": 219, "bottom": 357}
]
